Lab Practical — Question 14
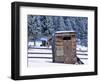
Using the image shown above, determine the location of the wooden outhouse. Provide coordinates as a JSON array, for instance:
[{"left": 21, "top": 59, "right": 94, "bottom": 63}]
[{"left": 52, "top": 31, "right": 77, "bottom": 64}]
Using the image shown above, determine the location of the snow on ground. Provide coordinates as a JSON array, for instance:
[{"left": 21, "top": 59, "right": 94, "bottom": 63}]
[
  {"left": 31, "top": 46, "right": 52, "bottom": 48},
  {"left": 77, "top": 55, "right": 88, "bottom": 59},
  {"left": 28, "top": 41, "right": 52, "bottom": 49},
  {"left": 28, "top": 58, "right": 52, "bottom": 63},
  {"left": 28, "top": 58, "right": 78, "bottom": 67},
  {"left": 76, "top": 45, "right": 88, "bottom": 51},
  {"left": 79, "top": 59, "right": 88, "bottom": 64},
  {"left": 28, "top": 54, "right": 52, "bottom": 58},
  {"left": 28, "top": 41, "right": 42, "bottom": 47}
]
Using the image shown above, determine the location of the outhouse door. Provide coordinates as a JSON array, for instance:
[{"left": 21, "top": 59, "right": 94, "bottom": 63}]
[{"left": 63, "top": 37, "right": 73, "bottom": 64}]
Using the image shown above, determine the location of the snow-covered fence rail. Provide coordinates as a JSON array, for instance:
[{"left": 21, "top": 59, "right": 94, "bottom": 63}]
[
  {"left": 76, "top": 50, "right": 87, "bottom": 52},
  {"left": 28, "top": 47, "right": 52, "bottom": 50}
]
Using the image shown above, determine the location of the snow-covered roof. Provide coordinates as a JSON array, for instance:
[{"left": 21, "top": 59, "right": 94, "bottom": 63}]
[
  {"left": 55, "top": 31, "right": 75, "bottom": 33},
  {"left": 40, "top": 37, "right": 48, "bottom": 41}
]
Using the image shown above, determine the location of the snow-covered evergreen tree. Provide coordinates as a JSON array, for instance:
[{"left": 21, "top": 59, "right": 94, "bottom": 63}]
[{"left": 28, "top": 15, "right": 88, "bottom": 47}]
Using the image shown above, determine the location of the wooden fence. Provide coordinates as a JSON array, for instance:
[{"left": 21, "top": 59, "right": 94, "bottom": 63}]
[{"left": 28, "top": 47, "right": 88, "bottom": 64}]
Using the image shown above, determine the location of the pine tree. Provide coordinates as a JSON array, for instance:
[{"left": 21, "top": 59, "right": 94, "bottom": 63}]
[{"left": 28, "top": 15, "right": 88, "bottom": 47}]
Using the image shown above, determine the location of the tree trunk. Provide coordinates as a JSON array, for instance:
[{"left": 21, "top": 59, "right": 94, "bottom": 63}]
[{"left": 34, "top": 40, "right": 36, "bottom": 46}]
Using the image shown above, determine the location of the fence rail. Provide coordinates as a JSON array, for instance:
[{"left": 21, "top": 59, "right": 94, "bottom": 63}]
[{"left": 28, "top": 47, "right": 87, "bottom": 51}]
